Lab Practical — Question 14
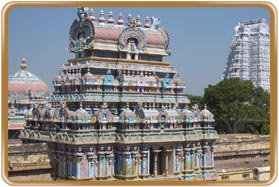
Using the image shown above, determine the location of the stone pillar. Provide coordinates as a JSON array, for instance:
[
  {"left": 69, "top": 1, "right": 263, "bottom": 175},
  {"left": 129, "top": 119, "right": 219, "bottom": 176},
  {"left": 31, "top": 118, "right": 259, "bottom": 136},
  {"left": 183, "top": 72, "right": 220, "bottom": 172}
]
[
  {"left": 138, "top": 157, "right": 142, "bottom": 175},
  {"left": 211, "top": 145, "right": 215, "bottom": 167},
  {"left": 191, "top": 149, "right": 196, "bottom": 170},
  {"left": 132, "top": 153, "right": 137, "bottom": 176},
  {"left": 108, "top": 154, "right": 114, "bottom": 177},
  {"left": 153, "top": 151, "right": 160, "bottom": 177},
  {"left": 67, "top": 153, "right": 73, "bottom": 177},
  {"left": 95, "top": 160, "right": 99, "bottom": 178},
  {"left": 62, "top": 152, "right": 68, "bottom": 179},
  {"left": 165, "top": 149, "right": 172, "bottom": 177},
  {"left": 99, "top": 154, "right": 106, "bottom": 176},
  {"left": 125, "top": 153, "right": 130, "bottom": 176},
  {"left": 188, "top": 149, "right": 192, "bottom": 171},
  {"left": 117, "top": 153, "right": 122, "bottom": 175},
  {"left": 93, "top": 154, "right": 98, "bottom": 178},
  {"left": 202, "top": 145, "right": 208, "bottom": 167},
  {"left": 74, "top": 152, "right": 83, "bottom": 179},
  {"left": 142, "top": 153, "right": 148, "bottom": 175},
  {"left": 58, "top": 152, "right": 63, "bottom": 178},
  {"left": 51, "top": 151, "right": 58, "bottom": 179},
  {"left": 174, "top": 148, "right": 182, "bottom": 173},
  {"left": 195, "top": 148, "right": 201, "bottom": 169},
  {"left": 183, "top": 149, "right": 189, "bottom": 171},
  {"left": 120, "top": 153, "right": 124, "bottom": 175},
  {"left": 87, "top": 152, "right": 94, "bottom": 177},
  {"left": 165, "top": 152, "right": 169, "bottom": 177}
]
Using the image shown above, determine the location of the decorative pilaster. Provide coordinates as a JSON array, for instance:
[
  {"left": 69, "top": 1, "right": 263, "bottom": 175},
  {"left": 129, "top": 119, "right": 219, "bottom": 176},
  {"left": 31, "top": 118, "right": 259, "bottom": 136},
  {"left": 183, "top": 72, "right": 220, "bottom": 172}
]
[
  {"left": 183, "top": 148, "right": 190, "bottom": 171},
  {"left": 141, "top": 152, "right": 148, "bottom": 176},
  {"left": 153, "top": 150, "right": 160, "bottom": 177},
  {"left": 147, "top": 148, "right": 150, "bottom": 174},
  {"left": 58, "top": 152, "right": 63, "bottom": 178},
  {"left": 195, "top": 147, "right": 202, "bottom": 169},
  {"left": 132, "top": 153, "right": 137, "bottom": 176},
  {"left": 191, "top": 149, "right": 195, "bottom": 170},
  {"left": 74, "top": 152, "right": 83, "bottom": 179},
  {"left": 51, "top": 151, "right": 58, "bottom": 179},
  {"left": 67, "top": 153, "right": 73, "bottom": 177},
  {"left": 165, "top": 149, "right": 172, "bottom": 177},
  {"left": 62, "top": 152, "right": 68, "bottom": 179},
  {"left": 87, "top": 152, "right": 94, "bottom": 177},
  {"left": 174, "top": 148, "right": 182, "bottom": 173},
  {"left": 109, "top": 154, "right": 114, "bottom": 177},
  {"left": 202, "top": 145, "right": 209, "bottom": 167},
  {"left": 95, "top": 160, "right": 99, "bottom": 178}
]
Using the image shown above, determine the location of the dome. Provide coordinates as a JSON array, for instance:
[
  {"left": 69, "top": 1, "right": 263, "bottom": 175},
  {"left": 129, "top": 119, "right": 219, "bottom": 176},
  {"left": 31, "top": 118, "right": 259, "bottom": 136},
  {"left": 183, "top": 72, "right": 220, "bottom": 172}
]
[
  {"left": 179, "top": 106, "right": 195, "bottom": 119},
  {"left": 82, "top": 67, "right": 94, "bottom": 82},
  {"left": 200, "top": 105, "right": 214, "bottom": 121},
  {"left": 119, "top": 103, "right": 136, "bottom": 123},
  {"left": 8, "top": 58, "right": 50, "bottom": 97},
  {"left": 53, "top": 71, "right": 63, "bottom": 85},
  {"left": 73, "top": 103, "right": 91, "bottom": 122}
]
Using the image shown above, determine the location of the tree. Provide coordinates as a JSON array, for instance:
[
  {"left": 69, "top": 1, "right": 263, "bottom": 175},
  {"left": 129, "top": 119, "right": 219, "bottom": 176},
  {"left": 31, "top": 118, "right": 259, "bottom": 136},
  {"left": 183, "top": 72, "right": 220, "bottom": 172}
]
[
  {"left": 187, "top": 94, "right": 203, "bottom": 108},
  {"left": 202, "top": 78, "right": 270, "bottom": 134}
]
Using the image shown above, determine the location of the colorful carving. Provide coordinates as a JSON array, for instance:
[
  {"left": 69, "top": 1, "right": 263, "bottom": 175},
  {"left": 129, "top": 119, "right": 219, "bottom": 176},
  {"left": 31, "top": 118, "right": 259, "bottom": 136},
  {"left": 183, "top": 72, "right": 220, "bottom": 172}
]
[{"left": 19, "top": 7, "right": 218, "bottom": 181}]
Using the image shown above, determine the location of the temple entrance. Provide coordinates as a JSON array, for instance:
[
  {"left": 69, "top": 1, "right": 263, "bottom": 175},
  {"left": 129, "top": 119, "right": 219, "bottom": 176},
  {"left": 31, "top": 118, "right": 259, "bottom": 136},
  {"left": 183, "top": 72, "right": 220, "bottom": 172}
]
[{"left": 150, "top": 146, "right": 174, "bottom": 178}]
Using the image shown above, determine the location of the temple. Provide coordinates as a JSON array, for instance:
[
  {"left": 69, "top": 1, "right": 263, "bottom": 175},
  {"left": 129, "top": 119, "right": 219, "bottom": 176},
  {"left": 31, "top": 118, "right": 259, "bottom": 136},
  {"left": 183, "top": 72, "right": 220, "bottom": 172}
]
[
  {"left": 19, "top": 7, "right": 218, "bottom": 181},
  {"left": 8, "top": 58, "right": 49, "bottom": 142},
  {"left": 222, "top": 19, "right": 270, "bottom": 92}
]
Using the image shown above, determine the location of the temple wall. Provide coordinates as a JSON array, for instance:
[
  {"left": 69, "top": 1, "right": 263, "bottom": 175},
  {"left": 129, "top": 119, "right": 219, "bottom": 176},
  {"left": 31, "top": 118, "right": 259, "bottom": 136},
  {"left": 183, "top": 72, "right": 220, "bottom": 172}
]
[
  {"left": 8, "top": 143, "right": 51, "bottom": 181},
  {"left": 215, "top": 134, "right": 270, "bottom": 159},
  {"left": 8, "top": 169, "right": 51, "bottom": 181}
]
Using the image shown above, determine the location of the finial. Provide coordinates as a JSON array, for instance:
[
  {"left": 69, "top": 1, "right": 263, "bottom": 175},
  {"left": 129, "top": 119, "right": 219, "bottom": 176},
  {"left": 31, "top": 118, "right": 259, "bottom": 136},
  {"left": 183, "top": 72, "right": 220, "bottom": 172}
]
[
  {"left": 144, "top": 16, "right": 151, "bottom": 28},
  {"left": 88, "top": 8, "right": 95, "bottom": 21},
  {"left": 204, "top": 104, "right": 207, "bottom": 109},
  {"left": 107, "top": 69, "right": 111, "bottom": 75},
  {"left": 136, "top": 15, "right": 141, "bottom": 27},
  {"left": 80, "top": 102, "right": 83, "bottom": 109},
  {"left": 87, "top": 66, "right": 90, "bottom": 73},
  {"left": 98, "top": 10, "right": 105, "bottom": 23},
  {"left": 126, "top": 102, "right": 129, "bottom": 109},
  {"left": 107, "top": 11, "right": 114, "bottom": 24},
  {"left": 127, "top": 14, "right": 132, "bottom": 22},
  {"left": 20, "top": 58, "right": 27, "bottom": 70},
  {"left": 117, "top": 12, "right": 124, "bottom": 25}
]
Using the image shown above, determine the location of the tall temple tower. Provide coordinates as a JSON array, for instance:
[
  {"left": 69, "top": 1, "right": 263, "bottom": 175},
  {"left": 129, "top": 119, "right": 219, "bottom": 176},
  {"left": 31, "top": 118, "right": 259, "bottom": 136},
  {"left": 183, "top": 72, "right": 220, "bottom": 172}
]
[
  {"left": 222, "top": 19, "right": 270, "bottom": 92},
  {"left": 19, "top": 7, "right": 218, "bottom": 181}
]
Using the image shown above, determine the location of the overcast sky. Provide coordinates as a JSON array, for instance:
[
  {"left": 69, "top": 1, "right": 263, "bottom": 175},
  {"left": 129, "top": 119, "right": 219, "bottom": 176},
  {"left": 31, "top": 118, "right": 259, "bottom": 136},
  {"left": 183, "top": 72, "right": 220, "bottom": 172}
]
[{"left": 8, "top": 7, "right": 270, "bottom": 96}]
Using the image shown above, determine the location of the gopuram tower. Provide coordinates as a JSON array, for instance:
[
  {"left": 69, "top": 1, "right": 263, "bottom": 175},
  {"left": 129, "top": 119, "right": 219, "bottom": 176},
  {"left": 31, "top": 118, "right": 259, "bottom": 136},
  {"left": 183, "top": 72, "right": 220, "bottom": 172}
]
[{"left": 20, "top": 7, "right": 218, "bottom": 181}]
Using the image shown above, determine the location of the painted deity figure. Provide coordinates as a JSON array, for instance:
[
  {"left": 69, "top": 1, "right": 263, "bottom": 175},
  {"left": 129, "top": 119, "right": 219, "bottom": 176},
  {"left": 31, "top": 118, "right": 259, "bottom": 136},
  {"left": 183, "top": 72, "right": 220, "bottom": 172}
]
[
  {"left": 32, "top": 104, "right": 40, "bottom": 119},
  {"left": 77, "top": 7, "right": 88, "bottom": 22},
  {"left": 103, "top": 70, "right": 114, "bottom": 91}
]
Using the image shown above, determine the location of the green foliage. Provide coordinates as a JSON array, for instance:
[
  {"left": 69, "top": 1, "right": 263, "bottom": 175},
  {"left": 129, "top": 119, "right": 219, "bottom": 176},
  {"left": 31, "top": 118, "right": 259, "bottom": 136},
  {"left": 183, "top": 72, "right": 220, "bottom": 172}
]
[
  {"left": 187, "top": 94, "right": 203, "bottom": 108},
  {"left": 202, "top": 78, "right": 270, "bottom": 134}
]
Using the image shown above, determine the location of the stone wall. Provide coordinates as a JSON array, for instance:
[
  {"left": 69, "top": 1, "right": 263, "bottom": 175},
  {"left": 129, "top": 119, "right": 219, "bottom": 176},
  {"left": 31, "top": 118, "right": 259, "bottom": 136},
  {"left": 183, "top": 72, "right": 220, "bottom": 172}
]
[
  {"left": 215, "top": 134, "right": 270, "bottom": 181},
  {"left": 8, "top": 143, "right": 51, "bottom": 181},
  {"left": 215, "top": 134, "right": 270, "bottom": 159},
  {"left": 7, "top": 134, "right": 270, "bottom": 181}
]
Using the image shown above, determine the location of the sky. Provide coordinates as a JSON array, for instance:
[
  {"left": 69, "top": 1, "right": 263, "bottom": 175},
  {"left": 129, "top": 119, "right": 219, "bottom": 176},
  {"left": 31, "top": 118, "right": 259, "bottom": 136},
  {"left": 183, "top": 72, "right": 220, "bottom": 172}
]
[{"left": 8, "top": 7, "right": 270, "bottom": 96}]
